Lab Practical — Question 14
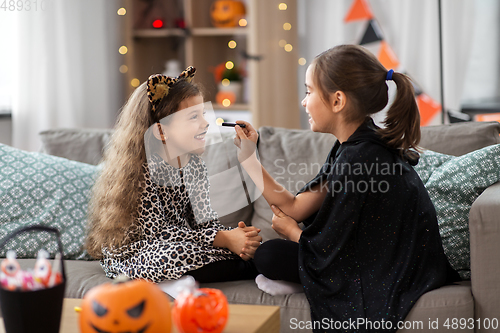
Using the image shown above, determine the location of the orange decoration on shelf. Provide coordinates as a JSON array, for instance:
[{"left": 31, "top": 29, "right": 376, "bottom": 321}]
[
  {"left": 172, "top": 288, "right": 229, "bottom": 333},
  {"left": 79, "top": 277, "right": 172, "bottom": 333},
  {"left": 210, "top": 0, "right": 246, "bottom": 28},
  {"left": 216, "top": 91, "right": 237, "bottom": 105}
]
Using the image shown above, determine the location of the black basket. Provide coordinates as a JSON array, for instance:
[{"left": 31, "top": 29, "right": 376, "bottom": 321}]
[{"left": 0, "top": 226, "right": 66, "bottom": 333}]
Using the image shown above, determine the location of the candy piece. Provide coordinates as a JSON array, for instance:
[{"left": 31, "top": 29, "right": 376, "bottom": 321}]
[
  {"left": 1, "top": 250, "right": 21, "bottom": 290},
  {"left": 34, "top": 249, "right": 52, "bottom": 287}
]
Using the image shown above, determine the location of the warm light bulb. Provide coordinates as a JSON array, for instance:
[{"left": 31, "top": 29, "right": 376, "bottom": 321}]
[
  {"left": 222, "top": 78, "right": 230, "bottom": 86},
  {"left": 225, "top": 61, "right": 234, "bottom": 70},
  {"left": 152, "top": 19, "right": 164, "bottom": 29},
  {"left": 119, "top": 65, "right": 128, "bottom": 73},
  {"left": 228, "top": 40, "right": 237, "bottom": 49},
  {"left": 298, "top": 58, "right": 306, "bottom": 66},
  {"left": 131, "top": 78, "right": 140, "bottom": 87},
  {"left": 119, "top": 46, "right": 128, "bottom": 55},
  {"left": 279, "top": 3, "right": 287, "bottom": 10},
  {"left": 279, "top": 39, "right": 287, "bottom": 47},
  {"left": 284, "top": 44, "right": 293, "bottom": 52},
  {"left": 222, "top": 99, "right": 231, "bottom": 107},
  {"left": 283, "top": 23, "right": 292, "bottom": 31},
  {"left": 239, "top": 19, "right": 247, "bottom": 27},
  {"left": 216, "top": 117, "right": 225, "bottom": 126},
  {"left": 117, "top": 8, "right": 126, "bottom": 15}
]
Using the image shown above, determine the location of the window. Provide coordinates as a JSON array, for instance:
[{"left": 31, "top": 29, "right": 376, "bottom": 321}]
[{"left": 0, "top": 12, "right": 17, "bottom": 115}]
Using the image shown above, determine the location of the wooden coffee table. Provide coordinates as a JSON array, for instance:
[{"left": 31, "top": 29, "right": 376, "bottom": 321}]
[{"left": 1, "top": 298, "right": 280, "bottom": 333}]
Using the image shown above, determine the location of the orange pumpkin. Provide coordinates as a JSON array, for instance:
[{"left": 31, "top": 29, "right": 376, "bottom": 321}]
[
  {"left": 79, "top": 278, "right": 171, "bottom": 333},
  {"left": 210, "top": 0, "right": 246, "bottom": 28},
  {"left": 172, "top": 288, "right": 229, "bottom": 333}
]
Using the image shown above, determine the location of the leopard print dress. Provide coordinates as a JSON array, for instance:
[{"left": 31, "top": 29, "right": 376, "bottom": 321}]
[{"left": 101, "top": 153, "right": 237, "bottom": 282}]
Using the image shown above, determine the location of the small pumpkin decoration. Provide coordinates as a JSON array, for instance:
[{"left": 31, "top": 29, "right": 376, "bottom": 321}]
[
  {"left": 210, "top": 0, "right": 246, "bottom": 28},
  {"left": 215, "top": 90, "right": 237, "bottom": 106},
  {"left": 79, "top": 276, "right": 172, "bottom": 333},
  {"left": 172, "top": 288, "right": 229, "bottom": 333}
]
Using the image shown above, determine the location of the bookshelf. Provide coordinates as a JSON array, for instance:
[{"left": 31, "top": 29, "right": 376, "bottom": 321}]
[{"left": 122, "top": 0, "right": 301, "bottom": 129}]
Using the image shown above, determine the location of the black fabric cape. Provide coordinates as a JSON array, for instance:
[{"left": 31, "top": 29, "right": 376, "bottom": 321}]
[{"left": 297, "top": 118, "right": 459, "bottom": 333}]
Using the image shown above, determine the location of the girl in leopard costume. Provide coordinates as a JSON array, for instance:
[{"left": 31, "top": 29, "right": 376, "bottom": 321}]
[{"left": 86, "top": 67, "right": 261, "bottom": 283}]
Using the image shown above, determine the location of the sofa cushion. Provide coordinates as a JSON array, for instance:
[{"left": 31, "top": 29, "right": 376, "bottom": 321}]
[
  {"left": 39, "top": 128, "right": 114, "bottom": 165},
  {"left": 252, "top": 127, "right": 337, "bottom": 241},
  {"left": 420, "top": 121, "right": 500, "bottom": 156},
  {"left": 413, "top": 145, "right": 500, "bottom": 280},
  {"left": 0, "top": 143, "right": 97, "bottom": 259},
  {"left": 400, "top": 282, "right": 474, "bottom": 332}
]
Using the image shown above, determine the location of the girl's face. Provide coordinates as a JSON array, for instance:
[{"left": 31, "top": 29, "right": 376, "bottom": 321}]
[
  {"left": 162, "top": 94, "right": 208, "bottom": 157},
  {"left": 301, "top": 65, "right": 334, "bottom": 133}
]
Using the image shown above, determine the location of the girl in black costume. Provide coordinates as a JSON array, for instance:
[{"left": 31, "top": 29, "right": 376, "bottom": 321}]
[{"left": 233, "top": 45, "right": 459, "bottom": 332}]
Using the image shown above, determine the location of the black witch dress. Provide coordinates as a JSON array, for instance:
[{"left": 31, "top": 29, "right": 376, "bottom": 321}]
[{"left": 297, "top": 118, "right": 459, "bottom": 332}]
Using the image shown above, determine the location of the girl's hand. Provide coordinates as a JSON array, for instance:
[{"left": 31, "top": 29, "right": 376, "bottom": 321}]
[
  {"left": 220, "top": 222, "right": 262, "bottom": 260},
  {"left": 270, "top": 205, "right": 302, "bottom": 243},
  {"left": 238, "top": 221, "right": 262, "bottom": 260},
  {"left": 233, "top": 121, "right": 259, "bottom": 163}
]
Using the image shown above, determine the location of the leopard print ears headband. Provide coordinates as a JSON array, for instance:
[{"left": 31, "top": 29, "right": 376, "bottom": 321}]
[{"left": 147, "top": 66, "right": 196, "bottom": 113}]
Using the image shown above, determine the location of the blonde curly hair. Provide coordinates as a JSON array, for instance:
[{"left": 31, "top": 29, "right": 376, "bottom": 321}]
[{"left": 86, "top": 79, "right": 202, "bottom": 259}]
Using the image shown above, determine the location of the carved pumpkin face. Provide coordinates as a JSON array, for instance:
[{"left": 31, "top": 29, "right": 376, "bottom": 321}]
[
  {"left": 172, "top": 288, "right": 228, "bottom": 333},
  {"left": 210, "top": 0, "right": 246, "bottom": 28},
  {"left": 79, "top": 279, "right": 171, "bottom": 333}
]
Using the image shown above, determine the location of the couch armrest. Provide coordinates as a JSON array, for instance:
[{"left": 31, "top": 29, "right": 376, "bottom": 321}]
[{"left": 469, "top": 181, "right": 500, "bottom": 331}]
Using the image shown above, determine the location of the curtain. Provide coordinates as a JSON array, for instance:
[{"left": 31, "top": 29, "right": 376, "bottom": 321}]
[
  {"left": 297, "top": 0, "right": 477, "bottom": 128},
  {"left": 11, "top": 0, "right": 122, "bottom": 151},
  {"left": 461, "top": 0, "right": 500, "bottom": 103}
]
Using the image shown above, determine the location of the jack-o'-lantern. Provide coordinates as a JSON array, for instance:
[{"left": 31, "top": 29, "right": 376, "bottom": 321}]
[
  {"left": 172, "top": 288, "right": 229, "bottom": 333},
  {"left": 210, "top": 0, "right": 246, "bottom": 28},
  {"left": 79, "top": 277, "right": 171, "bottom": 333}
]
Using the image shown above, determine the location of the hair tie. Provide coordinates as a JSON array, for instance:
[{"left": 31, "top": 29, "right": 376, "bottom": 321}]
[
  {"left": 386, "top": 69, "right": 394, "bottom": 81},
  {"left": 147, "top": 66, "right": 196, "bottom": 113}
]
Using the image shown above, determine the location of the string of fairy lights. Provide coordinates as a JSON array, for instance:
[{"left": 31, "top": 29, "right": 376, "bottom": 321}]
[
  {"left": 115, "top": 2, "right": 307, "bottom": 100},
  {"left": 278, "top": 2, "right": 307, "bottom": 66},
  {"left": 116, "top": 6, "right": 135, "bottom": 85}
]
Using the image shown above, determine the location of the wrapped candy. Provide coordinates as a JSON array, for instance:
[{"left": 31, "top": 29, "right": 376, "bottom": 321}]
[
  {"left": 0, "top": 250, "right": 63, "bottom": 291},
  {"left": 34, "top": 249, "right": 52, "bottom": 287},
  {"left": 0, "top": 251, "right": 21, "bottom": 291}
]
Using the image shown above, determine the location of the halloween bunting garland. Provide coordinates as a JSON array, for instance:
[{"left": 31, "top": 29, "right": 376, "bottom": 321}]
[{"left": 345, "top": 0, "right": 443, "bottom": 125}]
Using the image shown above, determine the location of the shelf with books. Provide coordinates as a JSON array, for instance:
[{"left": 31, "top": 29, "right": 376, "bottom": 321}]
[{"left": 122, "top": 0, "right": 300, "bottom": 128}]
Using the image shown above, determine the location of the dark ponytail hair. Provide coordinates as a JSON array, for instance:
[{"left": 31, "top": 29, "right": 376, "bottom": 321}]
[{"left": 312, "top": 44, "right": 421, "bottom": 155}]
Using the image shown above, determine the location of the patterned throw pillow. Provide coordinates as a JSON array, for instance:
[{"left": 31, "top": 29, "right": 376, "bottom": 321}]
[
  {"left": 413, "top": 144, "right": 500, "bottom": 280},
  {"left": 0, "top": 144, "right": 98, "bottom": 259}
]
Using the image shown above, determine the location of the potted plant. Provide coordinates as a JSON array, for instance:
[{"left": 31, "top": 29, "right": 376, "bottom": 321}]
[{"left": 211, "top": 62, "right": 245, "bottom": 105}]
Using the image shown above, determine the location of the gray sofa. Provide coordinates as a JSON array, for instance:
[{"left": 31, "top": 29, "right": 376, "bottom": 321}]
[{"left": 12, "top": 121, "right": 500, "bottom": 332}]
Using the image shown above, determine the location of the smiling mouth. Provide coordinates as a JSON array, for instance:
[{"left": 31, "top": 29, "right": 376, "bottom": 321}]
[
  {"left": 195, "top": 131, "right": 207, "bottom": 140},
  {"left": 90, "top": 322, "right": 150, "bottom": 333}
]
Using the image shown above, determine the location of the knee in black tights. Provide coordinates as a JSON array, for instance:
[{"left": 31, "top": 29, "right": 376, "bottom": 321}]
[
  {"left": 185, "top": 258, "right": 258, "bottom": 283},
  {"left": 254, "top": 239, "right": 300, "bottom": 283}
]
